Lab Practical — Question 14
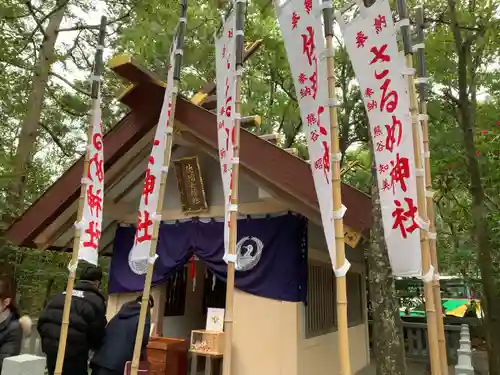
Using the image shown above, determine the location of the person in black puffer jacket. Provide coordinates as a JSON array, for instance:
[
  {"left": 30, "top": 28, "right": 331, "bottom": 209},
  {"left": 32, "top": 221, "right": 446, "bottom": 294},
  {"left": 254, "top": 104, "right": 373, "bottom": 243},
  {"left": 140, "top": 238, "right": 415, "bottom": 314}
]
[
  {"left": 37, "top": 266, "right": 107, "bottom": 375},
  {"left": 0, "top": 280, "right": 32, "bottom": 374},
  {"left": 90, "top": 295, "right": 154, "bottom": 375}
]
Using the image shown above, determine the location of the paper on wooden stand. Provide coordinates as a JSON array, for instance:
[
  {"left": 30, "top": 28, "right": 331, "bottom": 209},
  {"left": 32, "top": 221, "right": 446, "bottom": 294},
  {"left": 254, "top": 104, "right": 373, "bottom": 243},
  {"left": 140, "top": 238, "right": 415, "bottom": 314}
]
[
  {"left": 206, "top": 308, "right": 225, "bottom": 332},
  {"left": 337, "top": 0, "right": 423, "bottom": 277},
  {"left": 129, "top": 46, "right": 177, "bottom": 273}
]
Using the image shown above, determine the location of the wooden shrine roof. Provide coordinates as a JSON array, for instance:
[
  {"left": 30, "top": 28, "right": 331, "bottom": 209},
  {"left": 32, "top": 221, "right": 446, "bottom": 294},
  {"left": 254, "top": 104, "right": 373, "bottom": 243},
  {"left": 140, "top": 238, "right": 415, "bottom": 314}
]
[{"left": 5, "top": 56, "right": 372, "bottom": 250}]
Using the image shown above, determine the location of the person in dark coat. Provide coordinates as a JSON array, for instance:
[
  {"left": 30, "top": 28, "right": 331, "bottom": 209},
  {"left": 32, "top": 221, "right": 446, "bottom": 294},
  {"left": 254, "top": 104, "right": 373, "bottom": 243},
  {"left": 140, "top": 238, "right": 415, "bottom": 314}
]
[
  {"left": 0, "top": 280, "right": 32, "bottom": 374},
  {"left": 464, "top": 300, "right": 478, "bottom": 318},
  {"left": 37, "top": 266, "right": 107, "bottom": 375},
  {"left": 90, "top": 295, "right": 154, "bottom": 375}
]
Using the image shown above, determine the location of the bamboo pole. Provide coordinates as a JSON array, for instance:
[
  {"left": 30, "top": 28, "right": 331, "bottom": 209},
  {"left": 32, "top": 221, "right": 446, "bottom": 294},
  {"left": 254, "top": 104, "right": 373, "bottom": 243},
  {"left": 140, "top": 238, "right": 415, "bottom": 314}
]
[
  {"left": 129, "top": 3, "right": 187, "bottom": 375},
  {"left": 414, "top": 7, "right": 448, "bottom": 375},
  {"left": 129, "top": 85, "right": 177, "bottom": 375},
  {"left": 222, "top": 2, "right": 245, "bottom": 374},
  {"left": 396, "top": 1, "right": 441, "bottom": 374},
  {"left": 53, "top": 16, "right": 107, "bottom": 375},
  {"left": 322, "top": 3, "right": 351, "bottom": 375}
]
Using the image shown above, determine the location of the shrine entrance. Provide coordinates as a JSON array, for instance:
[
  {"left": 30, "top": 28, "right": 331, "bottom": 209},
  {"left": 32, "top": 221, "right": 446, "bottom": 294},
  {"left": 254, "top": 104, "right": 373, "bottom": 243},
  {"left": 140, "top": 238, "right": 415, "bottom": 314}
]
[{"left": 161, "top": 260, "right": 227, "bottom": 340}]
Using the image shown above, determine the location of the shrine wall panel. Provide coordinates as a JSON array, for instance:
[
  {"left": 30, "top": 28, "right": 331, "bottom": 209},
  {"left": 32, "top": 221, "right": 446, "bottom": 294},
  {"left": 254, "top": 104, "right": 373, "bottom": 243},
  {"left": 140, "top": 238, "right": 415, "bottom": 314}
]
[{"left": 232, "top": 289, "right": 300, "bottom": 375}]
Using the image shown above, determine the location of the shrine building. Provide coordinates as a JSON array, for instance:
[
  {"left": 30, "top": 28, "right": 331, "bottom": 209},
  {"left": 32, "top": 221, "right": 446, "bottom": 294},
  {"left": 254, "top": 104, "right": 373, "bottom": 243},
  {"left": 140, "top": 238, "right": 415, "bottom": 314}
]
[{"left": 6, "top": 55, "right": 372, "bottom": 375}]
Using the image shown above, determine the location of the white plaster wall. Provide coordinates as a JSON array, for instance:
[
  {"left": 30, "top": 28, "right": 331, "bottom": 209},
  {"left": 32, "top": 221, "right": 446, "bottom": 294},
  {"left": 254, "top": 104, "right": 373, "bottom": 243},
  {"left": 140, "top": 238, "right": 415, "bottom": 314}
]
[
  {"left": 298, "top": 324, "right": 370, "bottom": 375},
  {"left": 232, "top": 290, "right": 300, "bottom": 375}
]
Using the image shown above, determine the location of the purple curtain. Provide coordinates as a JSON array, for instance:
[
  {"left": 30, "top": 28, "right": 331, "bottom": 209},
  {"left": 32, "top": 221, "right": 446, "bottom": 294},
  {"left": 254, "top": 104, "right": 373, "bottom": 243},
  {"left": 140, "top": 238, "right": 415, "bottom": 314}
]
[{"left": 108, "top": 213, "right": 307, "bottom": 302}]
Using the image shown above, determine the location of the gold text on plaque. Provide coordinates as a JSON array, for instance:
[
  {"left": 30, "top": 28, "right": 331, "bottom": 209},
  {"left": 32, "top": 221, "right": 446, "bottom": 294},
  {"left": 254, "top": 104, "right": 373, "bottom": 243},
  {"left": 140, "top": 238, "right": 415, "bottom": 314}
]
[{"left": 173, "top": 156, "right": 208, "bottom": 213}]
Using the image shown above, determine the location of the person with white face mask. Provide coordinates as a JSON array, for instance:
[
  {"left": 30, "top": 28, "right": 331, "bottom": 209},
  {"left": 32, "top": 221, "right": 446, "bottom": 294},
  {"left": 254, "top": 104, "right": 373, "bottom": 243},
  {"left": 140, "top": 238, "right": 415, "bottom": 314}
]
[{"left": 0, "top": 280, "right": 32, "bottom": 374}]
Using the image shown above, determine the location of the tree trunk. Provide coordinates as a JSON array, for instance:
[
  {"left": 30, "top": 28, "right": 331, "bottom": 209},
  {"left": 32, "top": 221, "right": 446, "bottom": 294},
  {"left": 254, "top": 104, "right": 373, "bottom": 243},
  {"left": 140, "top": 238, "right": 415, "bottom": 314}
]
[
  {"left": 368, "top": 163, "right": 407, "bottom": 375},
  {"left": 457, "top": 47, "right": 500, "bottom": 375},
  {"left": 447, "top": 2, "right": 500, "bottom": 369},
  {"left": 3, "top": 2, "right": 68, "bottom": 225}
]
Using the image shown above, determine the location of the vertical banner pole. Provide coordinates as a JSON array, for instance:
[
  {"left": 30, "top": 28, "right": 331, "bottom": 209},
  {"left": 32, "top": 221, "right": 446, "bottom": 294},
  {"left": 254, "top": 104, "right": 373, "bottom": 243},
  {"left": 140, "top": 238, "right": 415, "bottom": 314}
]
[
  {"left": 396, "top": 1, "right": 442, "bottom": 374},
  {"left": 129, "top": 2, "right": 187, "bottom": 375},
  {"left": 414, "top": 7, "right": 448, "bottom": 375},
  {"left": 53, "top": 16, "right": 107, "bottom": 375},
  {"left": 322, "top": 3, "right": 351, "bottom": 375},
  {"left": 222, "top": 1, "right": 246, "bottom": 374}
]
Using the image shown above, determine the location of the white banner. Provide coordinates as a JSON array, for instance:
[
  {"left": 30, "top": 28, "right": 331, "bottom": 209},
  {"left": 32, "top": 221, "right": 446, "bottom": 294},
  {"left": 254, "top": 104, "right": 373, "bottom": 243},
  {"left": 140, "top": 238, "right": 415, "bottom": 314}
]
[
  {"left": 215, "top": 11, "right": 237, "bottom": 261},
  {"left": 129, "top": 45, "right": 177, "bottom": 273},
  {"left": 276, "top": 0, "right": 338, "bottom": 267},
  {"left": 78, "top": 98, "right": 104, "bottom": 266},
  {"left": 338, "top": 0, "right": 422, "bottom": 276}
]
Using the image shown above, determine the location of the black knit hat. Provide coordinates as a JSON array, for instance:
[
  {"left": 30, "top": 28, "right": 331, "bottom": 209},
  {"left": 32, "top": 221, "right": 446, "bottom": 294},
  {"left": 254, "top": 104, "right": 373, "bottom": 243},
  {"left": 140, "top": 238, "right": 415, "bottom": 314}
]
[
  {"left": 135, "top": 295, "right": 155, "bottom": 309},
  {"left": 80, "top": 266, "right": 103, "bottom": 282}
]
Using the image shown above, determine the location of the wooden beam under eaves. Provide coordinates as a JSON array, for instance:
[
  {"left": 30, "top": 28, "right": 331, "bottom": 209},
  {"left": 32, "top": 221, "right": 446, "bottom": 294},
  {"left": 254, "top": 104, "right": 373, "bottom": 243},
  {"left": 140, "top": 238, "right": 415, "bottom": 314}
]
[
  {"left": 259, "top": 133, "right": 279, "bottom": 145},
  {"left": 190, "top": 40, "right": 263, "bottom": 106}
]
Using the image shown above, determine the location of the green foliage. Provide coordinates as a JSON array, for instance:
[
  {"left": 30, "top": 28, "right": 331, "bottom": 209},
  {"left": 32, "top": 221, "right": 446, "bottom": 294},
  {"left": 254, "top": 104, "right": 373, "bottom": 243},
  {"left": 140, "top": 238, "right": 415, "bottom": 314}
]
[{"left": 0, "top": 243, "right": 110, "bottom": 317}]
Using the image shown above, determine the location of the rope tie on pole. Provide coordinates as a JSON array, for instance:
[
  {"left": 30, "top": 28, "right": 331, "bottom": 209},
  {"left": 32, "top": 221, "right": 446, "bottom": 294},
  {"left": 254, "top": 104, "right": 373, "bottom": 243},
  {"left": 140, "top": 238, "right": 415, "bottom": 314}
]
[
  {"left": 67, "top": 261, "right": 79, "bottom": 273},
  {"left": 421, "top": 265, "right": 435, "bottom": 283},
  {"left": 334, "top": 260, "right": 351, "bottom": 278},
  {"left": 148, "top": 254, "right": 159, "bottom": 265}
]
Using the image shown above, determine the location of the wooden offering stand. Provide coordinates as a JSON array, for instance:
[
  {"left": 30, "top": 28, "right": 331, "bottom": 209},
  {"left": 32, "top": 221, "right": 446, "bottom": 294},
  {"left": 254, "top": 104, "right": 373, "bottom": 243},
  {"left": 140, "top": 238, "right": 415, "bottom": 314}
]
[
  {"left": 189, "top": 330, "right": 225, "bottom": 375},
  {"left": 146, "top": 336, "right": 188, "bottom": 375}
]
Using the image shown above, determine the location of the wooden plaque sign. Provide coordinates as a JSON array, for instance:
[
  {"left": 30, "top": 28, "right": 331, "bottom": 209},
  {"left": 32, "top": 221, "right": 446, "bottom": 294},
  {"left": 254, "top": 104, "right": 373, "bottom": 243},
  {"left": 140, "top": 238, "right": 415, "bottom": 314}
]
[
  {"left": 344, "top": 227, "right": 362, "bottom": 248},
  {"left": 173, "top": 156, "right": 208, "bottom": 213}
]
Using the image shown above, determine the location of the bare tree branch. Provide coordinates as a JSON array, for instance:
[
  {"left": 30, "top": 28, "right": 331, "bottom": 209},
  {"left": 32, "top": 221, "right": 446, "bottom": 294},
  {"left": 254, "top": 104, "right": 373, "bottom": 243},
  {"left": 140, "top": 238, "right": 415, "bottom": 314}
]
[
  {"left": 46, "top": 86, "right": 87, "bottom": 118},
  {"left": 50, "top": 71, "right": 91, "bottom": 97},
  {"left": 24, "top": 0, "right": 49, "bottom": 39},
  {"left": 57, "top": 9, "right": 133, "bottom": 32},
  {"left": 41, "top": 0, "right": 70, "bottom": 22},
  {"left": 2, "top": 12, "right": 31, "bottom": 20},
  {"left": 274, "top": 72, "right": 297, "bottom": 102},
  {"left": 76, "top": 44, "right": 93, "bottom": 69},
  {"left": 17, "top": 0, "right": 70, "bottom": 55},
  {"left": 39, "top": 121, "right": 72, "bottom": 157},
  {"left": 423, "top": 16, "right": 482, "bottom": 32},
  {"left": 285, "top": 120, "right": 303, "bottom": 148},
  {"left": 484, "top": 193, "right": 500, "bottom": 211},
  {"left": 442, "top": 88, "right": 461, "bottom": 107},
  {"left": 59, "top": 29, "right": 84, "bottom": 63}
]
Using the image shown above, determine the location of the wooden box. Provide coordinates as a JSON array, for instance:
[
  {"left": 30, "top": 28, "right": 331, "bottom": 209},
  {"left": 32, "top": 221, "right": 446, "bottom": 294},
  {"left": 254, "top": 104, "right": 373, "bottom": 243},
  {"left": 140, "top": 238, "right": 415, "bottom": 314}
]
[
  {"left": 190, "top": 330, "right": 225, "bottom": 356},
  {"left": 147, "top": 336, "right": 188, "bottom": 375}
]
